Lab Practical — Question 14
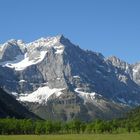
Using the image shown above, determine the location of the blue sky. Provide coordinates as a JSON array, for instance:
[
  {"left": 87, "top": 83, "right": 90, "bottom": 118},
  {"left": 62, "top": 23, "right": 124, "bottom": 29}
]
[{"left": 0, "top": 0, "right": 140, "bottom": 63}]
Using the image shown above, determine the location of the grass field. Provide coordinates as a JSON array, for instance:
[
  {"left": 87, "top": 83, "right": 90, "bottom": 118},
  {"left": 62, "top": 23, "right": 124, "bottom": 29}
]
[{"left": 0, "top": 133, "right": 140, "bottom": 140}]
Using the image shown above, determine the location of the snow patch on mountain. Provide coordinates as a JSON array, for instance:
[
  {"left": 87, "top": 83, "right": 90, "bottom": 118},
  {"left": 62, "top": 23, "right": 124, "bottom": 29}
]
[
  {"left": 54, "top": 45, "right": 64, "bottom": 54},
  {"left": 18, "top": 86, "right": 64, "bottom": 104},
  {"left": 74, "top": 88, "right": 114, "bottom": 111},
  {"left": 73, "top": 75, "right": 80, "bottom": 78},
  {"left": 133, "top": 69, "right": 138, "bottom": 73},
  {"left": 1, "top": 51, "right": 47, "bottom": 71},
  {"left": 19, "top": 80, "right": 26, "bottom": 83},
  {"left": 11, "top": 92, "right": 19, "bottom": 97},
  {"left": 75, "top": 88, "right": 100, "bottom": 103}
]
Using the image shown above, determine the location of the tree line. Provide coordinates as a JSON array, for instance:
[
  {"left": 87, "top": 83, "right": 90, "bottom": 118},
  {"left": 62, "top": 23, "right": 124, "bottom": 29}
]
[{"left": 0, "top": 117, "right": 140, "bottom": 135}]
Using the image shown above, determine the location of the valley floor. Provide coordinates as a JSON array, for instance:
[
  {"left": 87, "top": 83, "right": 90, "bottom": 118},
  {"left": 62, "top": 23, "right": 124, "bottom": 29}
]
[{"left": 0, "top": 133, "right": 139, "bottom": 140}]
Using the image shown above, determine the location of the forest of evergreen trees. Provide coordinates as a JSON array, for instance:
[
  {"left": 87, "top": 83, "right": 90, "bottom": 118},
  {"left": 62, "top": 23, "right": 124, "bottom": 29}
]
[
  {"left": 0, "top": 106, "right": 140, "bottom": 135},
  {"left": 0, "top": 117, "right": 140, "bottom": 135}
]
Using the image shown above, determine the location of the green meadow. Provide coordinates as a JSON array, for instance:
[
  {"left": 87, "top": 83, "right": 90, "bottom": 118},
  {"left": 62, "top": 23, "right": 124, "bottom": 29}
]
[{"left": 0, "top": 133, "right": 139, "bottom": 140}]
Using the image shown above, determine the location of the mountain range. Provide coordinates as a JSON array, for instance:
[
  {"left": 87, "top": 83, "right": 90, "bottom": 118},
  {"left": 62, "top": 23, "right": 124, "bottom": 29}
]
[{"left": 0, "top": 35, "right": 140, "bottom": 121}]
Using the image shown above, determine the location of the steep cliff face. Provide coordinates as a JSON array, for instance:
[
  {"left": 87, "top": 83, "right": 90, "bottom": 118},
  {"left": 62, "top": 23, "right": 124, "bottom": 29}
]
[{"left": 0, "top": 35, "right": 140, "bottom": 121}]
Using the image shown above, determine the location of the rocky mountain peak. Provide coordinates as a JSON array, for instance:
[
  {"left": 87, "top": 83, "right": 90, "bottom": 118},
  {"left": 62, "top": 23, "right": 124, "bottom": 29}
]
[
  {"left": 106, "top": 56, "right": 130, "bottom": 72},
  {"left": 0, "top": 39, "right": 26, "bottom": 62},
  {"left": 27, "top": 35, "right": 65, "bottom": 47},
  {"left": 1, "top": 35, "right": 140, "bottom": 121},
  {"left": 107, "top": 56, "right": 126, "bottom": 65},
  {"left": 5, "top": 39, "right": 25, "bottom": 48}
]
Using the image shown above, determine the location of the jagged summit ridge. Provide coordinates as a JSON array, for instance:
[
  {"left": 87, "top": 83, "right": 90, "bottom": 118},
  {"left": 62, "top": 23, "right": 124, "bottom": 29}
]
[
  {"left": 27, "top": 35, "right": 64, "bottom": 48},
  {"left": 0, "top": 35, "right": 68, "bottom": 71}
]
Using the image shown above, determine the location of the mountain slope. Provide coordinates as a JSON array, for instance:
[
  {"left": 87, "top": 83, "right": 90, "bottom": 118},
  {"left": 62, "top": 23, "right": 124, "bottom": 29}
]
[
  {"left": 0, "top": 35, "right": 140, "bottom": 121},
  {"left": 23, "top": 89, "right": 127, "bottom": 121},
  {"left": 0, "top": 88, "right": 39, "bottom": 119}
]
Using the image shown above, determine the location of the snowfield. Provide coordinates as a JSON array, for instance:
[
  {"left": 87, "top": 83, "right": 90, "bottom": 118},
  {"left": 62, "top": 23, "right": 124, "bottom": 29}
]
[{"left": 18, "top": 86, "right": 64, "bottom": 104}]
